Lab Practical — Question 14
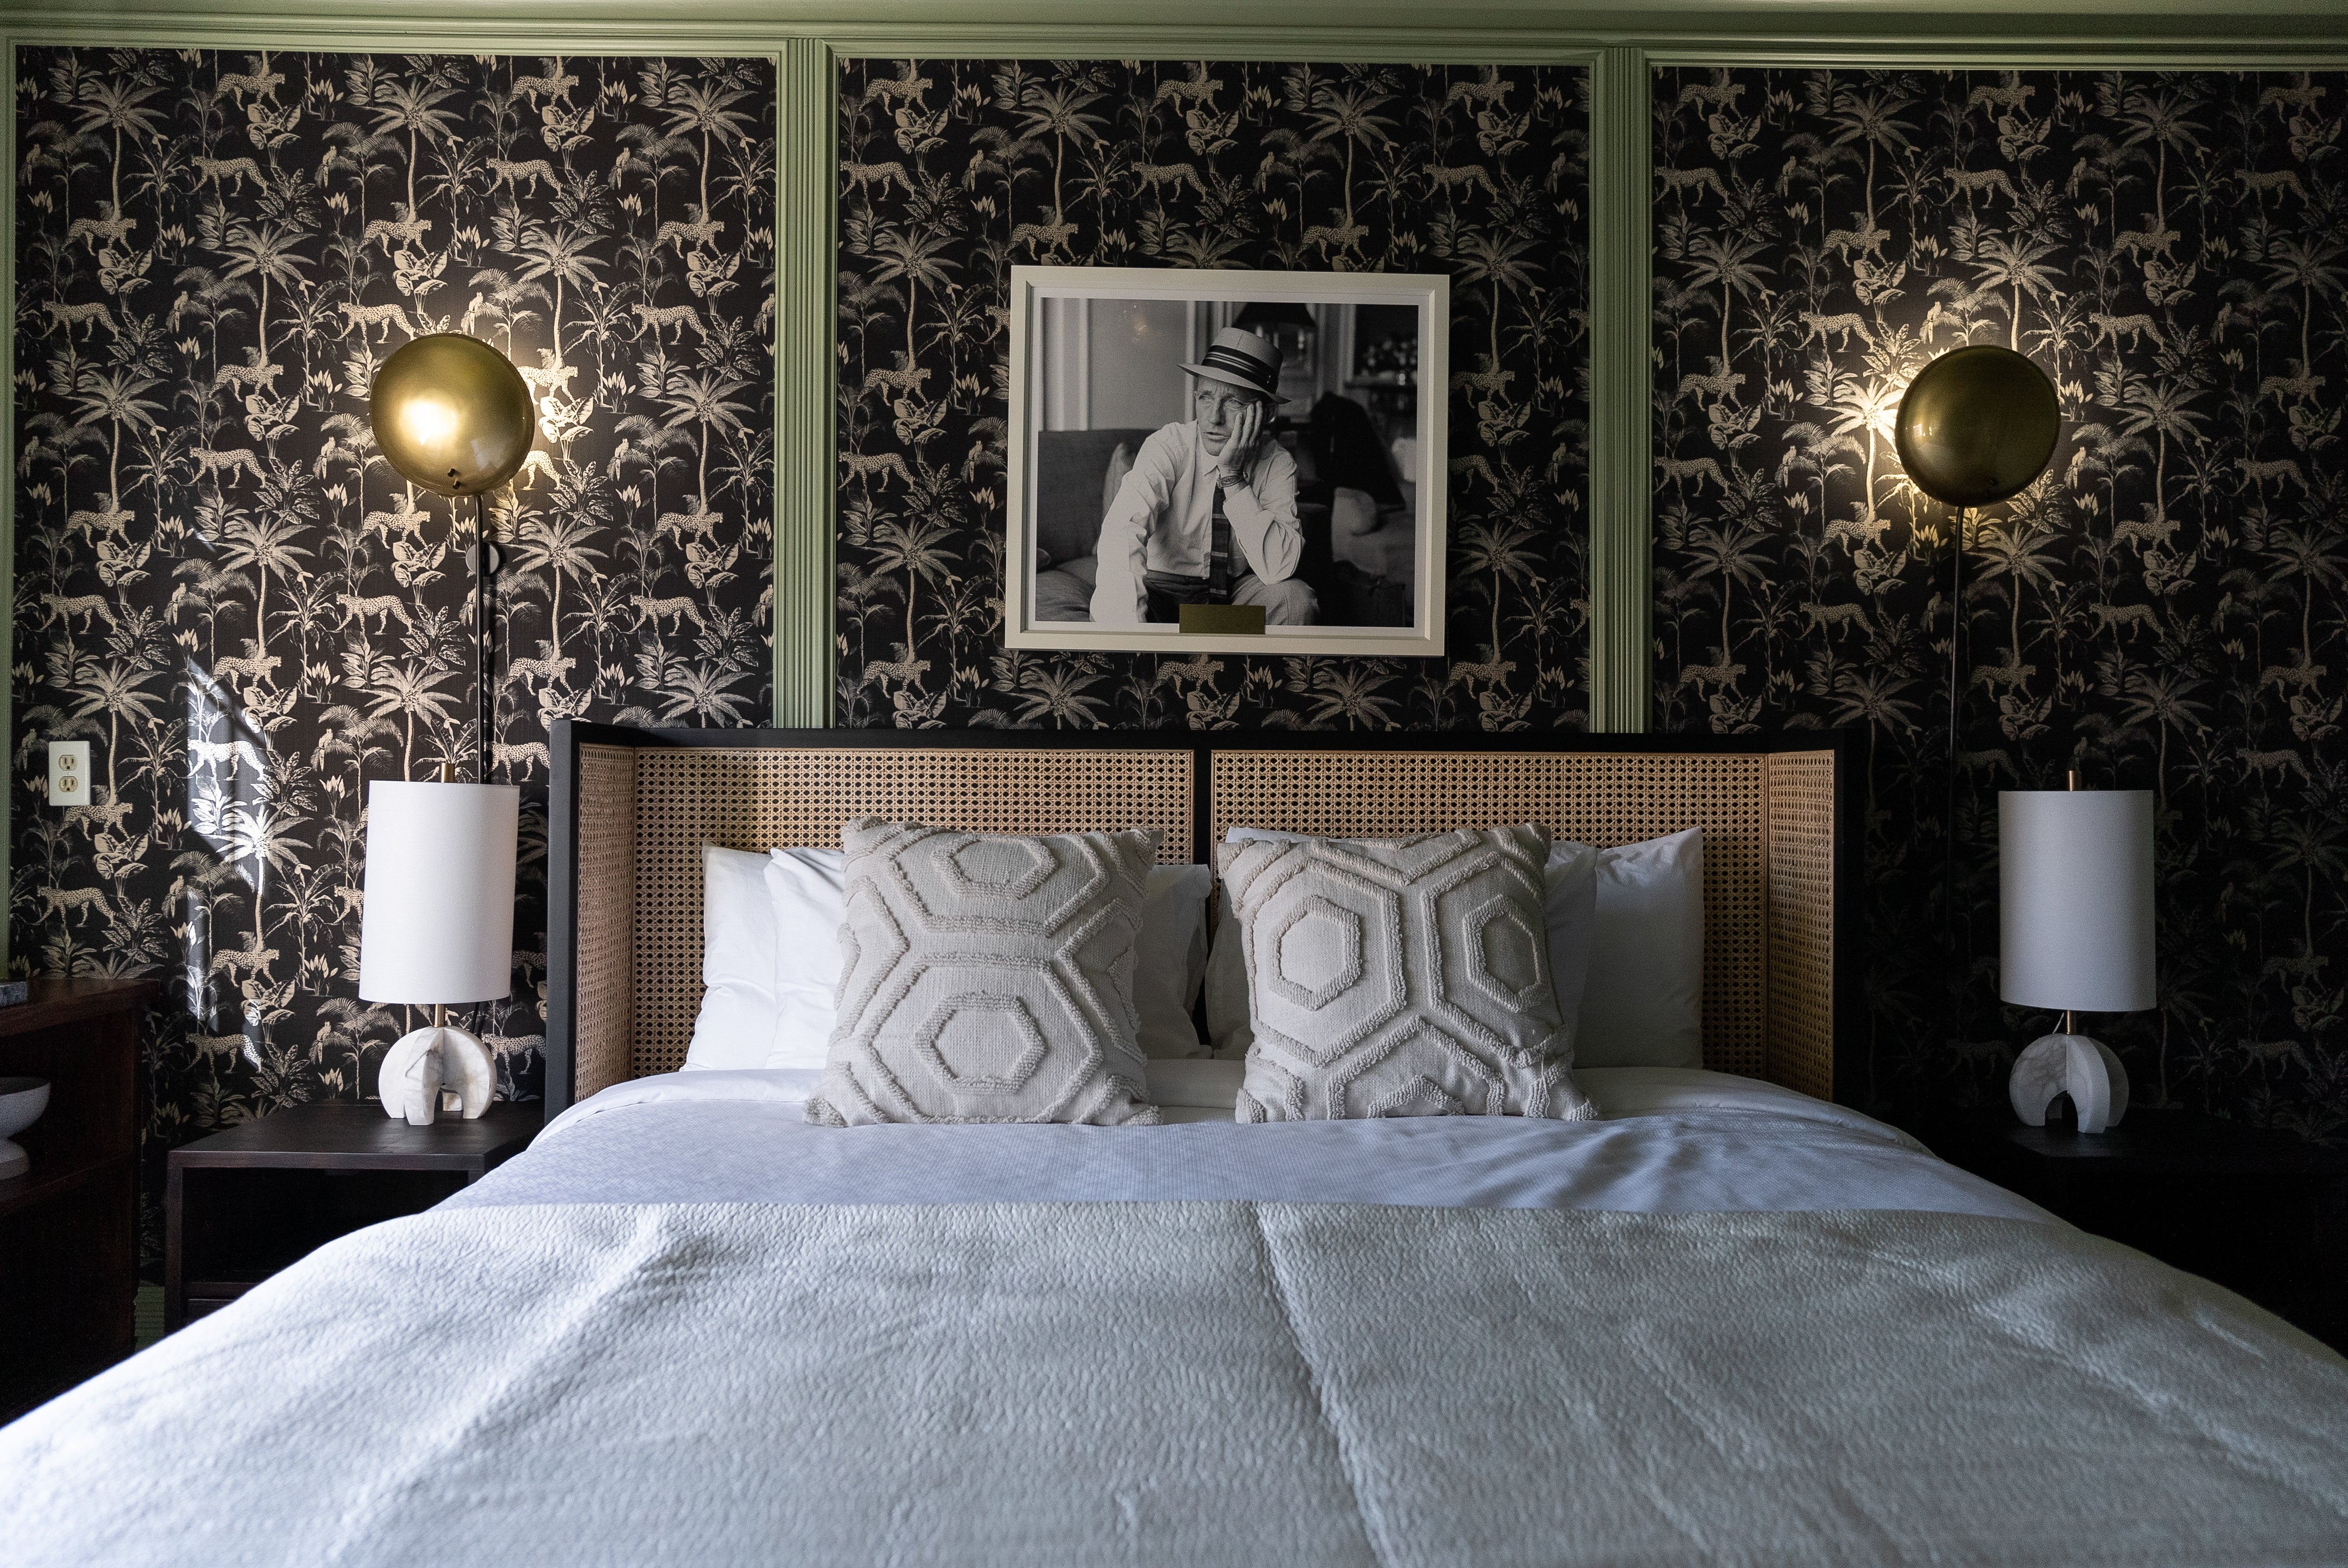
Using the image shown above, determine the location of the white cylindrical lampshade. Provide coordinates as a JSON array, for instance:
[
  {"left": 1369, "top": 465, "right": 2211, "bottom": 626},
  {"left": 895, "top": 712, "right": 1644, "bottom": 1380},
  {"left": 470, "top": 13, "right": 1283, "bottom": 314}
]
[
  {"left": 358, "top": 781, "right": 520, "bottom": 1005},
  {"left": 1999, "top": 790, "right": 2156, "bottom": 1013}
]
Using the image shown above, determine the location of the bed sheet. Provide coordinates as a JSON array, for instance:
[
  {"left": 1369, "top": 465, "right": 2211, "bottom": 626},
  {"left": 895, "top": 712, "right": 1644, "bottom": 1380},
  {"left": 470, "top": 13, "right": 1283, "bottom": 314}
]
[{"left": 446, "top": 1066, "right": 2046, "bottom": 1221}]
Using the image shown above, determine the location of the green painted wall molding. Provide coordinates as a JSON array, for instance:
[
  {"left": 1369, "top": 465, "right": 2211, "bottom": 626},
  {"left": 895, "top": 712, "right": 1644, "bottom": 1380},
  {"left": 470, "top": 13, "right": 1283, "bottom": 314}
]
[
  {"left": 11, "top": 0, "right": 2348, "bottom": 51},
  {"left": 1587, "top": 46, "right": 1651, "bottom": 733},
  {"left": 774, "top": 39, "right": 834, "bottom": 728}
]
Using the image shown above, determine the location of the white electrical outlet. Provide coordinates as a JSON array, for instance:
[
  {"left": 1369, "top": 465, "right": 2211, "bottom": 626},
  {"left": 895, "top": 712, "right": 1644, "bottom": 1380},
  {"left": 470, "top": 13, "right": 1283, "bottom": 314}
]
[{"left": 48, "top": 741, "right": 91, "bottom": 807}]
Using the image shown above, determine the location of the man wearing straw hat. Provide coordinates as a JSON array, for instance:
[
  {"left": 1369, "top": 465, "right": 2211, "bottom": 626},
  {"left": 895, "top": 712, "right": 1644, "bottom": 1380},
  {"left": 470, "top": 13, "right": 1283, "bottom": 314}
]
[{"left": 1089, "top": 326, "right": 1319, "bottom": 626}]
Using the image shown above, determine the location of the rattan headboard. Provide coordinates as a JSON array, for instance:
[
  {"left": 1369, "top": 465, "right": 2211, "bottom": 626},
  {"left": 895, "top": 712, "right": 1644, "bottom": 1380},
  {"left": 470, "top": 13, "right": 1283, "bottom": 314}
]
[{"left": 546, "top": 725, "right": 1859, "bottom": 1115}]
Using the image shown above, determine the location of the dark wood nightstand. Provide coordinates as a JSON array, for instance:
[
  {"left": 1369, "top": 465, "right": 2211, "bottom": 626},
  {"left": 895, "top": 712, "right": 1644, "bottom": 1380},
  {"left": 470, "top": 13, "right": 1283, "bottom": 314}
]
[
  {"left": 166, "top": 1101, "right": 540, "bottom": 1331},
  {"left": 1917, "top": 1106, "right": 2348, "bottom": 1352},
  {"left": 0, "top": 978, "right": 158, "bottom": 1418}
]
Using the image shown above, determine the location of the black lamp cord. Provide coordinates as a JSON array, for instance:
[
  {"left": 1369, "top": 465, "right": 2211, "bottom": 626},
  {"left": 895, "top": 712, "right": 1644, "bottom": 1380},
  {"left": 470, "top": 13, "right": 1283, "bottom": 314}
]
[
  {"left": 1945, "top": 507, "right": 1968, "bottom": 1055},
  {"left": 476, "top": 491, "right": 495, "bottom": 787},
  {"left": 471, "top": 491, "right": 497, "bottom": 1058}
]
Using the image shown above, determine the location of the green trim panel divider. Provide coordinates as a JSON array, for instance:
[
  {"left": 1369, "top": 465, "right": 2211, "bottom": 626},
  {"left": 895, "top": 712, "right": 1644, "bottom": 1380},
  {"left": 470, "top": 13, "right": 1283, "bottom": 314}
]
[
  {"left": 775, "top": 38, "right": 837, "bottom": 726},
  {"left": 1586, "top": 46, "right": 1651, "bottom": 734}
]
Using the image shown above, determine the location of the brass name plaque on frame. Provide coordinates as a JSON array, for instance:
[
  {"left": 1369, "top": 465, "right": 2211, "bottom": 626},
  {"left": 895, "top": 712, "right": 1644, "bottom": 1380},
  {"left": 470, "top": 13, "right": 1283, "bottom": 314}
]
[{"left": 1177, "top": 604, "right": 1266, "bottom": 636}]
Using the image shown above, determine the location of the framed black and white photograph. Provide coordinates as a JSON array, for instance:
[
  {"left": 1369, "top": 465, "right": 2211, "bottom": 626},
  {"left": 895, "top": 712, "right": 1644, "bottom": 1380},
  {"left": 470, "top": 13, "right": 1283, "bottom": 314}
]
[{"left": 1005, "top": 266, "right": 1448, "bottom": 657}]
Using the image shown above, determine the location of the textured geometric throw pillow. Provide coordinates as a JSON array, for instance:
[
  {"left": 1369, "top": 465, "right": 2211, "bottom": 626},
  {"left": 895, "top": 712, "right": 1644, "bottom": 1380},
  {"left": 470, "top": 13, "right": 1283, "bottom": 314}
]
[
  {"left": 806, "top": 819, "right": 1163, "bottom": 1126},
  {"left": 1215, "top": 826, "right": 1597, "bottom": 1122}
]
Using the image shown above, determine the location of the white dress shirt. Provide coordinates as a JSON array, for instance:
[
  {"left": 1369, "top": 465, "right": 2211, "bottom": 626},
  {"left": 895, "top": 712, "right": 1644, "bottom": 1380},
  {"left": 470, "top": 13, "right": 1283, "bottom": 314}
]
[{"left": 1088, "top": 420, "right": 1302, "bottom": 626}]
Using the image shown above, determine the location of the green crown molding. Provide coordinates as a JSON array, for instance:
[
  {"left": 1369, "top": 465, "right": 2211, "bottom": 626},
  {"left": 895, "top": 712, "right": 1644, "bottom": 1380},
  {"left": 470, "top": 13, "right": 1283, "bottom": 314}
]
[
  {"left": 9, "top": 1, "right": 2348, "bottom": 53},
  {"left": 10, "top": 0, "right": 2348, "bottom": 40}
]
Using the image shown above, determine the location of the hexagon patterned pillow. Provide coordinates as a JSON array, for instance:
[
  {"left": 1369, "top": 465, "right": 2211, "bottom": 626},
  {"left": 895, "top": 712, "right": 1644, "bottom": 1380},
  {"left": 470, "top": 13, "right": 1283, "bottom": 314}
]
[
  {"left": 806, "top": 819, "right": 1163, "bottom": 1126},
  {"left": 1215, "top": 826, "right": 1597, "bottom": 1122}
]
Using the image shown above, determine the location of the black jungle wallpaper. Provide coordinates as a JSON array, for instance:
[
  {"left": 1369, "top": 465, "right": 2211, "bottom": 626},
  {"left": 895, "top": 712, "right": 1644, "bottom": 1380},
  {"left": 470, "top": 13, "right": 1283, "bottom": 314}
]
[
  {"left": 1654, "top": 66, "right": 2348, "bottom": 1137},
  {"left": 9, "top": 44, "right": 2346, "bottom": 1294},
  {"left": 834, "top": 58, "right": 1592, "bottom": 730},
  {"left": 11, "top": 48, "right": 775, "bottom": 1254}
]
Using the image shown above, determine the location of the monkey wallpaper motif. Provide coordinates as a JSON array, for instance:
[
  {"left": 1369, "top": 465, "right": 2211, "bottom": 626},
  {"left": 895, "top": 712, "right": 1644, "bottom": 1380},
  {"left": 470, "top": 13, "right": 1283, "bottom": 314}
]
[
  {"left": 1654, "top": 68, "right": 2348, "bottom": 1137},
  {"left": 835, "top": 58, "right": 1591, "bottom": 731},
  {"left": 12, "top": 48, "right": 776, "bottom": 1255}
]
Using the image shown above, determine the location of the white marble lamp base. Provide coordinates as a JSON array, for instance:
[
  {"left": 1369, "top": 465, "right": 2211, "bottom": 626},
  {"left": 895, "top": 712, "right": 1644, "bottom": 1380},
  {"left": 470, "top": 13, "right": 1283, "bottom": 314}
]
[
  {"left": 0, "top": 1076, "right": 52, "bottom": 1179},
  {"left": 2009, "top": 1033, "right": 2130, "bottom": 1134},
  {"left": 377, "top": 1025, "right": 496, "bottom": 1127}
]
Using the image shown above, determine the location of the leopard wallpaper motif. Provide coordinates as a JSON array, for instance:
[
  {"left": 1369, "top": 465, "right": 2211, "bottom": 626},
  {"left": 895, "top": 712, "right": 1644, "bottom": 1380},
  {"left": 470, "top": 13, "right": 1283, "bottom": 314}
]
[
  {"left": 836, "top": 58, "right": 1591, "bottom": 731},
  {"left": 1654, "top": 67, "right": 2347, "bottom": 1137},
  {"left": 12, "top": 47, "right": 775, "bottom": 1257}
]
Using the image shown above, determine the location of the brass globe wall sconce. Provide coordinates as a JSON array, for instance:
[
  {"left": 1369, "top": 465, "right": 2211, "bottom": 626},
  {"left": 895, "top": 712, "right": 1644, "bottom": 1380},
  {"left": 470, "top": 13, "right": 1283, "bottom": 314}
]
[
  {"left": 1893, "top": 343, "right": 2061, "bottom": 765},
  {"left": 369, "top": 334, "right": 538, "bottom": 783}
]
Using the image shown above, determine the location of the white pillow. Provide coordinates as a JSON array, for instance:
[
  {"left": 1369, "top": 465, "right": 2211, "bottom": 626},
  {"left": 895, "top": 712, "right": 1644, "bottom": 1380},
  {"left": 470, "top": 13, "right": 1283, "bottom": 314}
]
[
  {"left": 1568, "top": 827, "right": 1705, "bottom": 1069},
  {"left": 1142, "top": 1056, "right": 1244, "bottom": 1109},
  {"left": 1136, "top": 864, "right": 1213, "bottom": 1058},
  {"left": 1539, "top": 840, "right": 1598, "bottom": 1026},
  {"left": 683, "top": 845, "right": 785, "bottom": 1071},
  {"left": 1207, "top": 827, "right": 1599, "bottom": 1061},
  {"left": 762, "top": 850, "right": 1213, "bottom": 1069},
  {"left": 766, "top": 847, "right": 849, "bottom": 1071}
]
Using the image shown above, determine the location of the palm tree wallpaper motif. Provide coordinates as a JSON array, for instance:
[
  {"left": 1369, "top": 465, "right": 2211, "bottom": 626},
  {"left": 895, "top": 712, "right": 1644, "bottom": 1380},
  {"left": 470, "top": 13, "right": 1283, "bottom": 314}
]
[
  {"left": 13, "top": 49, "right": 775, "bottom": 1249},
  {"left": 1655, "top": 68, "right": 2347, "bottom": 1138},
  {"left": 837, "top": 59, "right": 1591, "bottom": 730}
]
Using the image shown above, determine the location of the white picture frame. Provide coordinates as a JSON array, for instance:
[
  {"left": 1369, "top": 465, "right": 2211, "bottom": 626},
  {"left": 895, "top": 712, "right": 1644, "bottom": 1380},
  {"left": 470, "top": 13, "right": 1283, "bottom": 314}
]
[{"left": 1004, "top": 265, "right": 1448, "bottom": 658}]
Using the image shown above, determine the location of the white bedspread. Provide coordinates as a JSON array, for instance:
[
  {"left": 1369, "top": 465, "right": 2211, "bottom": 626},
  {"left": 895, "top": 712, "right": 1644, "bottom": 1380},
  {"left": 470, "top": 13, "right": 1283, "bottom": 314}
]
[
  {"left": 441, "top": 1065, "right": 2048, "bottom": 1220},
  {"left": 6, "top": 1200, "right": 2345, "bottom": 1567}
]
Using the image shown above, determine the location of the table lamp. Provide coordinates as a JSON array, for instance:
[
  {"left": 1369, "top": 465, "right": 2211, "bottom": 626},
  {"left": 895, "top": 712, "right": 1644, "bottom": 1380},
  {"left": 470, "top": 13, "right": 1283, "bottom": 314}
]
[
  {"left": 358, "top": 778, "right": 519, "bottom": 1125},
  {"left": 1999, "top": 781, "right": 2155, "bottom": 1133}
]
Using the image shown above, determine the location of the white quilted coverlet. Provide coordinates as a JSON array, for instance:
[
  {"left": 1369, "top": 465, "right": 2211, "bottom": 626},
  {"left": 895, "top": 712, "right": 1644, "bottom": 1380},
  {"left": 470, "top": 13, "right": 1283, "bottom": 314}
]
[{"left": 6, "top": 1200, "right": 2346, "bottom": 1566}]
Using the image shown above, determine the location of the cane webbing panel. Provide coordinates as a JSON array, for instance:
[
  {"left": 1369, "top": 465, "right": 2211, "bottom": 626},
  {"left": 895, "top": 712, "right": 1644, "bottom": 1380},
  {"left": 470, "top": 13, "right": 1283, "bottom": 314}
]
[
  {"left": 575, "top": 745, "right": 639, "bottom": 1102},
  {"left": 1211, "top": 751, "right": 1768, "bottom": 1077},
  {"left": 1763, "top": 750, "right": 1836, "bottom": 1101},
  {"left": 626, "top": 747, "right": 1193, "bottom": 1079}
]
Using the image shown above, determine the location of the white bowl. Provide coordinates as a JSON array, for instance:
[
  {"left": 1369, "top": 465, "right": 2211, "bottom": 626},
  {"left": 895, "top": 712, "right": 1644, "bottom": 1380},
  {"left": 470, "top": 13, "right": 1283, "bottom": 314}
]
[{"left": 0, "top": 1076, "right": 49, "bottom": 1180}]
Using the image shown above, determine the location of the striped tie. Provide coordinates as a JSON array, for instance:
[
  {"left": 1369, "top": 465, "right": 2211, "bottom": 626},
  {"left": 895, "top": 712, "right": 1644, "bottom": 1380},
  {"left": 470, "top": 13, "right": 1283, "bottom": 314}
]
[{"left": 1209, "top": 482, "right": 1233, "bottom": 600}]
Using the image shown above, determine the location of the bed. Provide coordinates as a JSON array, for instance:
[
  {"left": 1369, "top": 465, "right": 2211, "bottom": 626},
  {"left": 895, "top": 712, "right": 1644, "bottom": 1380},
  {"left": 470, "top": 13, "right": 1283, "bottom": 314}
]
[{"left": 4, "top": 725, "right": 2344, "bottom": 1566}]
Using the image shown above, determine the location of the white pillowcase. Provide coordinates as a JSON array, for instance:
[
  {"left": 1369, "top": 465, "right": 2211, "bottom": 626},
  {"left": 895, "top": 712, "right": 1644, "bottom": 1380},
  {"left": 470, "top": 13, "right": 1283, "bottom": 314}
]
[
  {"left": 1568, "top": 827, "right": 1705, "bottom": 1069},
  {"left": 1540, "top": 840, "right": 1599, "bottom": 1026},
  {"left": 766, "top": 847, "right": 850, "bottom": 1070},
  {"left": 1135, "top": 864, "right": 1213, "bottom": 1058},
  {"left": 759, "top": 849, "right": 1213, "bottom": 1069},
  {"left": 1143, "top": 1056, "right": 1244, "bottom": 1109},
  {"left": 683, "top": 845, "right": 787, "bottom": 1072},
  {"left": 1206, "top": 826, "right": 1700, "bottom": 1069}
]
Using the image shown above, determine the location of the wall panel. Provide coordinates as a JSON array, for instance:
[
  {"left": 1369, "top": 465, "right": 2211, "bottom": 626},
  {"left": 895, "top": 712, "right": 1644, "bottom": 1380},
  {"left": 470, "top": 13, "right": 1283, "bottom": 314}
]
[
  {"left": 834, "top": 57, "right": 1593, "bottom": 731},
  {"left": 1652, "top": 65, "right": 2348, "bottom": 1136},
  {"left": 9, "top": 47, "right": 775, "bottom": 1252}
]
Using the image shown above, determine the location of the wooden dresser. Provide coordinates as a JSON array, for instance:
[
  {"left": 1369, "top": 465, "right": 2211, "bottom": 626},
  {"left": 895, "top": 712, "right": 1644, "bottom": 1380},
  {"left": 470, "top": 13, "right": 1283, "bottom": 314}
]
[{"left": 0, "top": 978, "right": 156, "bottom": 1419}]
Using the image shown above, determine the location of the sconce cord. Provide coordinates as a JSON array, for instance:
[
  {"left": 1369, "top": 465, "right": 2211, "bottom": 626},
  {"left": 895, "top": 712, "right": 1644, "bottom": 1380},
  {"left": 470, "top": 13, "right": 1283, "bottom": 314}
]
[
  {"left": 476, "top": 492, "right": 494, "bottom": 786},
  {"left": 1945, "top": 508, "right": 1969, "bottom": 1051}
]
